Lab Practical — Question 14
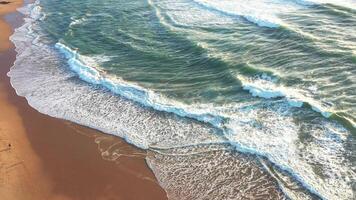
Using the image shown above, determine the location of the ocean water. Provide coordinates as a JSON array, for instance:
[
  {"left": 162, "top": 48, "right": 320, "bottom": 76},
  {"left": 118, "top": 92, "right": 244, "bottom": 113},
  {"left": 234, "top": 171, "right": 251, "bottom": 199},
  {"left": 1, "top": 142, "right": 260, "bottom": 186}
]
[{"left": 8, "top": 0, "right": 355, "bottom": 199}]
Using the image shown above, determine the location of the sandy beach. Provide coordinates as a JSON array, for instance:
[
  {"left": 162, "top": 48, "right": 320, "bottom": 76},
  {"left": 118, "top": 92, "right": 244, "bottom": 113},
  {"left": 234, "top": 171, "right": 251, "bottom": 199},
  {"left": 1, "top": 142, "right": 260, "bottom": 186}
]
[{"left": 0, "top": 1, "right": 167, "bottom": 199}]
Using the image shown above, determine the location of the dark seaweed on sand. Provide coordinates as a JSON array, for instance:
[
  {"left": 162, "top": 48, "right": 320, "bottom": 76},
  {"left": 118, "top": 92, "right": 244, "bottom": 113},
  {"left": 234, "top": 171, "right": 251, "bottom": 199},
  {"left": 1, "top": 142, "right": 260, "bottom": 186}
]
[{"left": 0, "top": 1, "right": 11, "bottom": 5}]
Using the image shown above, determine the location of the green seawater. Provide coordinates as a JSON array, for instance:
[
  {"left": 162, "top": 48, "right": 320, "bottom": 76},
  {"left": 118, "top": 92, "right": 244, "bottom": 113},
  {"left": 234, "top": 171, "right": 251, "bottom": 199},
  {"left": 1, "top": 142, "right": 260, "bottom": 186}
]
[
  {"left": 40, "top": 0, "right": 355, "bottom": 124},
  {"left": 30, "top": 0, "right": 356, "bottom": 199}
]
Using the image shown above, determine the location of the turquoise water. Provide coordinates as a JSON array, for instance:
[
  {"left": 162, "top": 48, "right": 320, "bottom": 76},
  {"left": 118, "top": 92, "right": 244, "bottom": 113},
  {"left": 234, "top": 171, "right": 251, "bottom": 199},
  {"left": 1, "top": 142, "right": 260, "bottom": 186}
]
[
  {"left": 9, "top": 0, "right": 356, "bottom": 199},
  {"left": 42, "top": 0, "right": 356, "bottom": 125}
]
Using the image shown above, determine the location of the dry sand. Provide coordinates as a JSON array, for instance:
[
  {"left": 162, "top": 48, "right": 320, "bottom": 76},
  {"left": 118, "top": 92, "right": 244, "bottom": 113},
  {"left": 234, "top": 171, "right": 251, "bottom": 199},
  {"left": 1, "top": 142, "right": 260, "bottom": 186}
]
[{"left": 0, "top": 1, "right": 167, "bottom": 199}]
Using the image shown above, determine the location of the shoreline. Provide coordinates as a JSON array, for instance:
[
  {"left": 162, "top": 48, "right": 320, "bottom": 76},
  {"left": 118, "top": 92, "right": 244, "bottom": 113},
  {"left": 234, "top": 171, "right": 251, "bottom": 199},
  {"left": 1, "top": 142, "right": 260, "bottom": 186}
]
[{"left": 0, "top": 1, "right": 167, "bottom": 199}]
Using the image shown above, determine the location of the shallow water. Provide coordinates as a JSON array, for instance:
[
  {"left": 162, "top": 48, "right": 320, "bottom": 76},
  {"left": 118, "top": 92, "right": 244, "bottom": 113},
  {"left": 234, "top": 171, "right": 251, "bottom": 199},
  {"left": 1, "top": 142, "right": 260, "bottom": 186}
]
[{"left": 8, "top": 0, "right": 356, "bottom": 199}]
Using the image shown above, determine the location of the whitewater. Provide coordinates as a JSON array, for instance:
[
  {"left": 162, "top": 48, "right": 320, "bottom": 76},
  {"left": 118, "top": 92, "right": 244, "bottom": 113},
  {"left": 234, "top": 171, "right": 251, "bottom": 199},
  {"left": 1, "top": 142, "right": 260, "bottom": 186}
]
[{"left": 8, "top": 0, "right": 356, "bottom": 199}]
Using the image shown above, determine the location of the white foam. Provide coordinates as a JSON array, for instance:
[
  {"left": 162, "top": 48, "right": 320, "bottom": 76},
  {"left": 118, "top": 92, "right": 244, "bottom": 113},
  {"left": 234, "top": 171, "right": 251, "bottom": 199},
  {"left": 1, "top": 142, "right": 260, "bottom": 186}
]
[
  {"left": 55, "top": 42, "right": 226, "bottom": 128},
  {"left": 69, "top": 17, "right": 87, "bottom": 27},
  {"left": 188, "top": 0, "right": 356, "bottom": 28},
  {"left": 239, "top": 75, "right": 333, "bottom": 118},
  {"left": 192, "top": 0, "right": 307, "bottom": 27},
  {"left": 148, "top": 0, "right": 236, "bottom": 29},
  {"left": 242, "top": 80, "right": 286, "bottom": 99},
  {"left": 224, "top": 102, "right": 355, "bottom": 200},
  {"left": 301, "top": 0, "right": 356, "bottom": 9}
]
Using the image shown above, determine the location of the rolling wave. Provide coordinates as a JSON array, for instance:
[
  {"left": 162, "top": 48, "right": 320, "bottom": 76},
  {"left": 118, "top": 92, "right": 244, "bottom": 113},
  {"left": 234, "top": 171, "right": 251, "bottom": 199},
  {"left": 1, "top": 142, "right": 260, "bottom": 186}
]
[
  {"left": 190, "top": 0, "right": 356, "bottom": 29},
  {"left": 191, "top": 0, "right": 306, "bottom": 27}
]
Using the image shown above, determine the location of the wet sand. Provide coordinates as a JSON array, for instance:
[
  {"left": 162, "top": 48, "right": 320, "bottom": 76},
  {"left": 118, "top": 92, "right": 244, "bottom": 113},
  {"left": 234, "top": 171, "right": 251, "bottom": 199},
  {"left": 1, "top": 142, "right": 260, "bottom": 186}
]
[
  {"left": 0, "top": 0, "right": 22, "bottom": 52},
  {"left": 0, "top": 1, "right": 167, "bottom": 199}
]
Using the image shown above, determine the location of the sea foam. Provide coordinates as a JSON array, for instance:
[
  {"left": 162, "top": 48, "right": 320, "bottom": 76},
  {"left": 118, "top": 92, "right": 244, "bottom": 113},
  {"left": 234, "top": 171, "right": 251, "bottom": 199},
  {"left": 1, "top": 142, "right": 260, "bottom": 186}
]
[
  {"left": 55, "top": 42, "right": 225, "bottom": 128},
  {"left": 239, "top": 75, "right": 334, "bottom": 118},
  {"left": 191, "top": 0, "right": 307, "bottom": 28},
  {"left": 191, "top": 0, "right": 356, "bottom": 28}
]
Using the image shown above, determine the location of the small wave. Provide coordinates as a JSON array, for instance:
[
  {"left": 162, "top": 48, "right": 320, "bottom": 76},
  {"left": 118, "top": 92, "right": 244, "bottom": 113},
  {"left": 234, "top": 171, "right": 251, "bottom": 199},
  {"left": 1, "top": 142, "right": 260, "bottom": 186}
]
[
  {"left": 191, "top": 0, "right": 355, "bottom": 29},
  {"left": 55, "top": 42, "right": 225, "bottom": 128},
  {"left": 191, "top": 0, "right": 311, "bottom": 28},
  {"left": 300, "top": 0, "right": 356, "bottom": 9},
  {"left": 239, "top": 74, "right": 336, "bottom": 118},
  {"left": 240, "top": 74, "right": 355, "bottom": 131},
  {"left": 191, "top": 0, "right": 281, "bottom": 28},
  {"left": 69, "top": 17, "right": 87, "bottom": 27}
]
